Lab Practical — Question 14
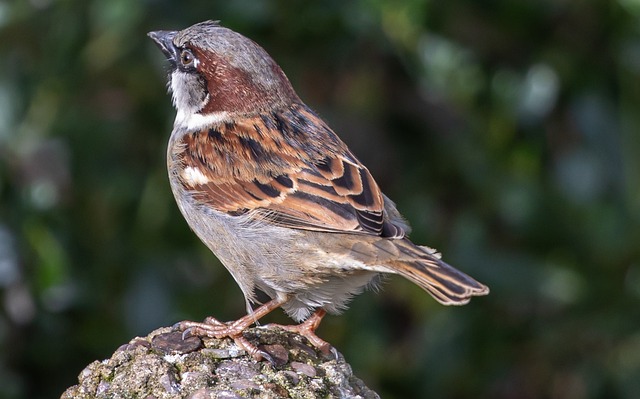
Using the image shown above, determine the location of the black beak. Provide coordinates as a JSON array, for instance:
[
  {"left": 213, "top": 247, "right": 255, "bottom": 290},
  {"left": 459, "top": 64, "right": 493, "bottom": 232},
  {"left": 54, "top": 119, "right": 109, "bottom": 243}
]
[{"left": 148, "top": 30, "right": 179, "bottom": 63}]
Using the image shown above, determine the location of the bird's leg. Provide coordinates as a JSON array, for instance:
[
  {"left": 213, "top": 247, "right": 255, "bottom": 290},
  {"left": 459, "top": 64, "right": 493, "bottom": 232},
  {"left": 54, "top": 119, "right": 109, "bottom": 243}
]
[
  {"left": 178, "top": 296, "right": 288, "bottom": 361},
  {"left": 265, "top": 309, "right": 334, "bottom": 356}
]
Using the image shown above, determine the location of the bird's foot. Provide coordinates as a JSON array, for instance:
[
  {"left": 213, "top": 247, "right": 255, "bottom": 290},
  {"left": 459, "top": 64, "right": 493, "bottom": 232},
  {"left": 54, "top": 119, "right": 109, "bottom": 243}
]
[
  {"left": 175, "top": 297, "right": 288, "bottom": 362},
  {"left": 177, "top": 318, "right": 273, "bottom": 362},
  {"left": 178, "top": 316, "right": 246, "bottom": 339},
  {"left": 265, "top": 309, "right": 337, "bottom": 358}
]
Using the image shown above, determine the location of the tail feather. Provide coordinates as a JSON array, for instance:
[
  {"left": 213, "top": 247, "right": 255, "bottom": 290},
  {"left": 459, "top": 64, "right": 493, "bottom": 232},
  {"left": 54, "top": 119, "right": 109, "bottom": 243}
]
[{"left": 388, "top": 240, "right": 489, "bottom": 305}]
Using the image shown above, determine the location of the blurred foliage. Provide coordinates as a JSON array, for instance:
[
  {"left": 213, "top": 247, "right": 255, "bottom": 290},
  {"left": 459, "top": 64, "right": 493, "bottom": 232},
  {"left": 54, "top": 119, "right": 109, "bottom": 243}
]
[{"left": 1, "top": 0, "right": 639, "bottom": 398}]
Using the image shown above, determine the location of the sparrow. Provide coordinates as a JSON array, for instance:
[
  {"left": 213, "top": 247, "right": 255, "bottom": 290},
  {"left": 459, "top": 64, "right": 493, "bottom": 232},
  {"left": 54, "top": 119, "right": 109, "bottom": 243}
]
[{"left": 148, "top": 20, "right": 489, "bottom": 360}]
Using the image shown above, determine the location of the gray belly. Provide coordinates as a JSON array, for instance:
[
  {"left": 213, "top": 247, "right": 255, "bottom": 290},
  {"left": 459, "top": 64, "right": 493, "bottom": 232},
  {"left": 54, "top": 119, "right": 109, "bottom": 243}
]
[{"left": 174, "top": 191, "right": 380, "bottom": 321}]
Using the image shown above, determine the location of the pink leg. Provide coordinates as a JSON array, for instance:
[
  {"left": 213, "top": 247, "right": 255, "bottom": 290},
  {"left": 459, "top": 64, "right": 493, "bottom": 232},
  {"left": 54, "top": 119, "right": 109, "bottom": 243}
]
[{"left": 265, "top": 309, "right": 334, "bottom": 356}]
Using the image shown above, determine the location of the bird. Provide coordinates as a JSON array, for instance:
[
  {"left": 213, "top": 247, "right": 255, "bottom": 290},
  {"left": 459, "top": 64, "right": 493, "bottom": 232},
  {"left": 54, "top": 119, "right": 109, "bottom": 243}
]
[{"left": 148, "top": 20, "right": 488, "bottom": 360}]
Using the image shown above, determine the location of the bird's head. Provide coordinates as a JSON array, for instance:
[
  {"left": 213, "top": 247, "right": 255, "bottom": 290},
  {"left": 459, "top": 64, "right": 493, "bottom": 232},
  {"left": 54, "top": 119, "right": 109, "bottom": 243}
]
[{"left": 148, "top": 21, "right": 299, "bottom": 129}]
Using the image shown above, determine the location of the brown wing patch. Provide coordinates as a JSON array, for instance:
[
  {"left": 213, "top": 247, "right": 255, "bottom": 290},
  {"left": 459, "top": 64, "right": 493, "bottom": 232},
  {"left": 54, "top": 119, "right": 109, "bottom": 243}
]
[{"left": 171, "top": 104, "right": 406, "bottom": 237}]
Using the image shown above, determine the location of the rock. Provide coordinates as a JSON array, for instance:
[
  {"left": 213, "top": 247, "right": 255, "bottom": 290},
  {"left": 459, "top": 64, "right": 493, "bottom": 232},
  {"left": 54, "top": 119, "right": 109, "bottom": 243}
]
[{"left": 60, "top": 325, "right": 380, "bottom": 399}]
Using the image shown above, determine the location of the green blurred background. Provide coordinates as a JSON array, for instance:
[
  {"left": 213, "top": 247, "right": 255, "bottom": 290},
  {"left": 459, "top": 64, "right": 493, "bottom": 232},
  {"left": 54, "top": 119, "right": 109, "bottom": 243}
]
[{"left": 1, "top": 0, "right": 640, "bottom": 398}]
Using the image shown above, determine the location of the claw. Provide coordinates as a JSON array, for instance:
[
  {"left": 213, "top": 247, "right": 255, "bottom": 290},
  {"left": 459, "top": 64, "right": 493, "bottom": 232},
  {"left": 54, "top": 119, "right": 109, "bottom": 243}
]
[
  {"left": 329, "top": 346, "right": 340, "bottom": 361},
  {"left": 232, "top": 334, "right": 276, "bottom": 363},
  {"left": 257, "top": 350, "right": 275, "bottom": 365},
  {"left": 181, "top": 328, "right": 193, "bottom": 341}
]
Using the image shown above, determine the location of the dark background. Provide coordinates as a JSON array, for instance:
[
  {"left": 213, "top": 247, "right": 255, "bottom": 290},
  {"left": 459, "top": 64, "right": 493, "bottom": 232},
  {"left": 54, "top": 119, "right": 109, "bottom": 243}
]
[{"left": 1, "top": 1, "right": 639, "bottom": 398}]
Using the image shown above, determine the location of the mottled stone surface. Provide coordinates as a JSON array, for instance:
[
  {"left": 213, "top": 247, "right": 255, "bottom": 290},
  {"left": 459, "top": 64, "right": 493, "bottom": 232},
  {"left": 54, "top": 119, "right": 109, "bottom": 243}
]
[{"left": 61, "top": 326, "right": 379, "bottom": 399}]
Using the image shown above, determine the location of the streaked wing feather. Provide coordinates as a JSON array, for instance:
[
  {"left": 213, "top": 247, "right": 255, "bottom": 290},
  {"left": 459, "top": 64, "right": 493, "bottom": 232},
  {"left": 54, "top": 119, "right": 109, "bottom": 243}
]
[{"left": 174, "top": 105, "right": 406, "bottom": 238}]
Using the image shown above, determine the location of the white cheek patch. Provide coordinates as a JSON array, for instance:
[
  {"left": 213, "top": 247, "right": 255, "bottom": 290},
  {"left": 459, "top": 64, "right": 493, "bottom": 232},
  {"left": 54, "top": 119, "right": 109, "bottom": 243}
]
[
  {"left": 182, "top": 166, "right": 210, "bottom": 185},
  {"left": 170, "top": 70, "right": 231, "bottom": 131},
  {"left": 170, "top": 71, "right": 195, "bottom": 112}
]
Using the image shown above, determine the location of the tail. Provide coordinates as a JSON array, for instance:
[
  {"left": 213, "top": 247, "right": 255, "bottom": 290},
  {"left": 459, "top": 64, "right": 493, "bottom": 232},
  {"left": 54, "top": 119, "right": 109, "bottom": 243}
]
[{"left": 386, "top": 239, "right": 489, "bottom": 305}]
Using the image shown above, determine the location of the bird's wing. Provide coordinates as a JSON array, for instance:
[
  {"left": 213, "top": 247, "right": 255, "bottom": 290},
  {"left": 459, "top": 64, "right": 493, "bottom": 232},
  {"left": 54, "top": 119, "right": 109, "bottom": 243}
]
[{"left": 172, "top": 105, "right": 406, "bottom": 238}]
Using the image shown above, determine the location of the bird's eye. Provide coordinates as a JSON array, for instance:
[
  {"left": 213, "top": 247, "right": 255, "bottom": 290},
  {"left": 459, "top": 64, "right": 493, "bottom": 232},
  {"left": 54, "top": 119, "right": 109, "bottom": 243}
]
[{"left": 180, "top": 49, "right": 195, "bottom": 67}]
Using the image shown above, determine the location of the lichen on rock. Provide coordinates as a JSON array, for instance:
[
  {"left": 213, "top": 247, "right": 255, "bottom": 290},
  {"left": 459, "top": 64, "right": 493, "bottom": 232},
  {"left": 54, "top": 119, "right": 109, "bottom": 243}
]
[{"left": 61, "top": 326, "right": 379, "bottom": 399}]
